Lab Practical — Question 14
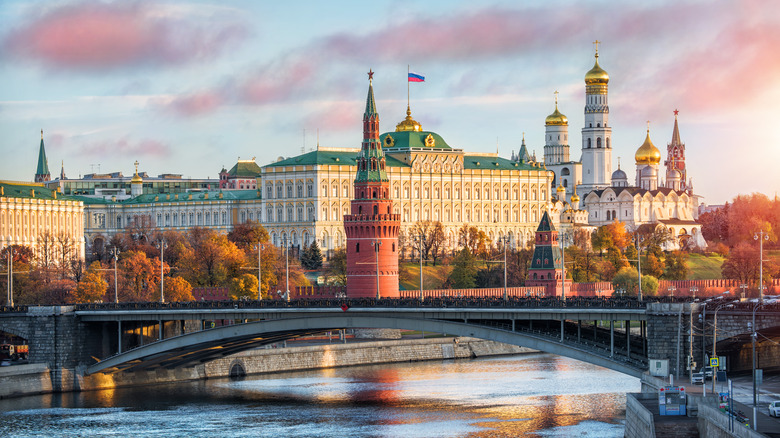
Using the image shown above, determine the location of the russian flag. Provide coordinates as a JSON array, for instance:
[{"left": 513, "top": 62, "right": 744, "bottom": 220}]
[{"left": 408, "top": 72, "right": 425, "bottom": 82}]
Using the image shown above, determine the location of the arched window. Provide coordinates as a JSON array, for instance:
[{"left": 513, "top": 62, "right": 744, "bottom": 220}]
[
  {"left": 587, "top": 138, "right": 592, "bottom": 148},
  {"left": 356, "top": 242, "right": 360, "bottom": 253},
  {"left": 597, "top": 137, "right": 602, "bottom": 148}
]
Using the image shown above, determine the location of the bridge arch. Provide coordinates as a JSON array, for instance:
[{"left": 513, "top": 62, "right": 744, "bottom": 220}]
[{"left": 88, "top": 316, "right": 643, "bottom": 378}]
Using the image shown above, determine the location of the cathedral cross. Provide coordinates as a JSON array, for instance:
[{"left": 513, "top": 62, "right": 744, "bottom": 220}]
[
  {"left": 593, "top": 40, "right": 601, "bottom": 54},
  {"left": 554, "top": 90, "right": 559, "bottom": 106}
]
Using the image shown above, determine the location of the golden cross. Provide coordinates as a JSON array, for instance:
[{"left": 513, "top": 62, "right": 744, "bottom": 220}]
[
  {"left": 646, "top": 120, "right": 650, "bottom": 131},
  {"left": 134, "top": 160, "right": 139, "bottom": 174},
  {"left": 554, "top": 90, "right": 559, "bottom": 106},
  {"left": 593, "top": 40, "right": 601, "bottom": 54}
]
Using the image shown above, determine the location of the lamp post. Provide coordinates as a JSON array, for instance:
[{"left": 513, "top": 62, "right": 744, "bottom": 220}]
[
  {"left": 371, "top": 239, "right": 382, "bottom": 300},
  {"left": 668, "top": 285, "right": 676, "bottom": 298},
  {"left": 110, "top": 247, "right": 121, "bottom": 303},
  {"left": 284, "top": 237, "right": 290, "bottom": 299},
  {"left": 5, "top": 247, "right": 14, "bottom": 307},
  {"left": 258, "top": 243, "right": 266, "bottom": 298},
  {"left": 501, "top": 235, "right": 510, "bottom": 301},
  {"left": 754, "top": 230, "right": 769, "bottom": 302},
  {"left": 750, "top": 301, "right": 762, "bottom": 422},
  {"left": 739, "top": 283, "right": 748, "bottom": 299},
  {"left": 690, "top": 286, "right": 698, "bottom": 300},
  {"left": 712, "top": 303, "right": 732, "bottom": 394},
  {"left": 416, "top": 233, "right": 424, "bottom": 300},
  {"left": 560, "top": 232, "right": 570, "bottom": 300},
  {"left": 154, "top": 238, "right": 167, "bottom": 303},
  {"left": 635, "top": 235, "right": 644, "bottom": 301}
]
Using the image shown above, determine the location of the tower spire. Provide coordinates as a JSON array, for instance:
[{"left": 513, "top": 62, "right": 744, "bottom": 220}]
[{"left": 35, "top": 129, "right": 51, "bottom": 182}]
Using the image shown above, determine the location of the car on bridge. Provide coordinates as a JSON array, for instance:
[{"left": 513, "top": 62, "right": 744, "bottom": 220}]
[
  {"left": 690, "top": 372, "right": 704, "bottom": 385},
  {"left": 700, "top": 366, "right": 714, "bottom": 380},
  {"left": 769, "top": 400, "right": 780, "bottom": 417}
]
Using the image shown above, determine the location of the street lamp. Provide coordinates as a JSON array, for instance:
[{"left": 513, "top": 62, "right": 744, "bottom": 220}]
[
  {"left": 371, "top": 239, "right": 382, "bottom": 300},
  {"left": 559, "top": 232, "right": 570, "bottom": 300},
  {"left": 254, "top": 243, "right": 265, "bottom": 300},
  {"left": 668, "top": 285, "right": 676, "bottom": 298},
  {"left": 690, "top": 286, "right": 698, "bottom": 300},
  {"left": 754, "top": 230, "right": 769, "bottom": 302},
  {"left": 750, "top": 300, "right": 763, "bottom": 429},
  {"left": 415, "top": 233, "right": 424, "bottom": 300},
  {"left": 711, "top": 303, "right": 733, "bottom": 394},
  {"left": 283, "top": 236, "right": 290, "bottom": 300},
  {"left": 110, "top": 247, "right": 121, "bottom": 303},
  {"left": 739, "top": 284, "right": 748, "bottom": 299},
  {"left": 154, "top": 238, "right": 167, "bottom": 303},
  {"left": 635, "top": 235, "right": 645, "bottom": 301},
  {"left": 5, "top": 247, "right": 14, "bottom": 307},
  {"left": 501, "top": 235, "right": 511, "bottom": 301}
]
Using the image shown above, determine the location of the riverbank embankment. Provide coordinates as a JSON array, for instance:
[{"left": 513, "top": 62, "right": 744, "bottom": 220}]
[{"left": 0, "top": 337, "right": 534, "bottom": 399}]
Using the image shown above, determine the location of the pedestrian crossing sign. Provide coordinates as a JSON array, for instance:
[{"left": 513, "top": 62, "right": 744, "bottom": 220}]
[{"left": 710, "top": 357, "right": 719, "bottom": 368}]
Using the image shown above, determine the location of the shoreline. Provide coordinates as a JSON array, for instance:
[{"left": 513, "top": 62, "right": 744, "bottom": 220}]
[{"left": 0, "top": 337, "right": 535, "bottom": 399}]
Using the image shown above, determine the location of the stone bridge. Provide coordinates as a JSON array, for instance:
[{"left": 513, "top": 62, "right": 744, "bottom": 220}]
[{"left": 1, "top": 298, "right": 778, "bottom": 391}]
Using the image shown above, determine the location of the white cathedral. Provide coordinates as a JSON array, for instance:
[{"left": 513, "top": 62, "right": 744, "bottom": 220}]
[{"left": 520, "top": 45, "right": 706, "bottom": 249}]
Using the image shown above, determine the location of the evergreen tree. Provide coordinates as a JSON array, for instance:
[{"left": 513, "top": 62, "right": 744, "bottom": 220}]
[{"left": 301, "top": 241, "right": 323, "bottom": 270}]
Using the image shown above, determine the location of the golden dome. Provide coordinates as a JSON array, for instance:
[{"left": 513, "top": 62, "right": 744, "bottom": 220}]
[
  {"left": 635, "top": 129, "right": 662, "bottom": 165},
  {"left": 395, "top": 105, "right": 422, "bottom": 132},
  {"left": 585, "top": 53, "right": 609, "bottom": 85},
  {"left": 571, "top": 193, "right": 580, "bottom": 204},
  {"left": 545, "top": 105, "right": 568, "bottom": 126},
  {"left": 131, "top": 160, "right": 143, "bottom": 183}
]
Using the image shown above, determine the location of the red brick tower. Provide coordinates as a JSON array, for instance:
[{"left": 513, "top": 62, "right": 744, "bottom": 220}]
[
  {"left": 526, "top": 210, "right": 571, "bottom": 297},
  {"left": 344, "top": 71, "right": 401, "bottom": 298}
]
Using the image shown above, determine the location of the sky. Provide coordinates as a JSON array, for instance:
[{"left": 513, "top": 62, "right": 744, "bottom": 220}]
[{"left": 1, "top": 0, "right": 779, "bottom": 204}]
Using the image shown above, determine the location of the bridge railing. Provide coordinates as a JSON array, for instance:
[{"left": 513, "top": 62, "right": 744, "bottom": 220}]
[{"left": 66, "top": 296, "right": 662, "bottom": 311}]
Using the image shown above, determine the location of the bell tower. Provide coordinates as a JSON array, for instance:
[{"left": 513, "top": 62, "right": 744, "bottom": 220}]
[
  {"left": 580, "top": 41, "right": 612, "bottom": 194},
  {"left": 344, "top": 71, "right": 401, "bottom": 298}
]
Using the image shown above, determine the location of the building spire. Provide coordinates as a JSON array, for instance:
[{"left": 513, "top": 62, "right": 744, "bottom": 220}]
[
  {"left": 671, "top": 109, "right": 682, "bottom": 146},
  {"left": 35, "top": 128, "right": 51, "bottom": 182}
]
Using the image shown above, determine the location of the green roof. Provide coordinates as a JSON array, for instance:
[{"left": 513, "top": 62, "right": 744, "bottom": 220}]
[
  {"left": 536, "top": 210, "right": 557, "bottom": 232},
  {"left": 70, "top": 190, "right": 260, "bottom": 206},
  {"left": 227, "top": 161, "right": 262, "bottom": 177},
  {"left": 1, "top": 181, "right": 62, "bottom": 201},
  {"left": 264, "top": 150, "right": 408, "bottom": 169},
  {"left": 381, "top": 130, "right": 452, "bottom": 150},
  {"left": 463, "top": 155, "right": 541, "bottom": 171}
]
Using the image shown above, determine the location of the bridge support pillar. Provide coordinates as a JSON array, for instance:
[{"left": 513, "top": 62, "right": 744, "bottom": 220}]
[
  {"left": 158, "top": 320, "right": 163, "bottom": 341},
  {"left": 560, "top": 319, "right": 564, "bottom": 342},
  {"left": 577, "top": 320, "right": 581, "bottom": 342},
  {"left": 511, "top": 319, "right": 515, "bottom": 332},
  {"left": 118, "top": 320, "right": 122, "bottom": 354},
  {"left": 593, "top": 320, "right": 597, "bottom": 341},
  {"left": 626, "top": 320, "right": 630, "bottom": 358},
  {"left": 610, "top": 320, "right": 614, "bottom": 358}
]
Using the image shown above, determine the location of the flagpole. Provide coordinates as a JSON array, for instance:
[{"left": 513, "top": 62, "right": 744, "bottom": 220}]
[{"left": 407, "top": 65, "right": 410, "bottom": 109}]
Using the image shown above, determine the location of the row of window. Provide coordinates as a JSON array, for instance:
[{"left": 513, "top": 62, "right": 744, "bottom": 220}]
[{"left": 1, "top": 210, "right": 80, "bottom": 240}]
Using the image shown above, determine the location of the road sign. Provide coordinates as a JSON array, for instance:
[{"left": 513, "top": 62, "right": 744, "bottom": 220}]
[
  {"left": 710, "top": 357, "right": 719, "bottom": 368},
  {"left": 756, "top": 369, "right": 763, "bottom": 386}
]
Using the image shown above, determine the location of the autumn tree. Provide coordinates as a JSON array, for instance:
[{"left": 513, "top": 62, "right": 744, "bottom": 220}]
[
  {"left": 74, "top": 262, "right": 108, "bottom": 303},
  {"left": 643, "top": 252, "right": 666, "bottom": 278},
  {"left": 507, "top": 247, "right": 534, "bottom": 286},
  {"left": 458, "top": 225, "right": 489, "bottom": 259},
  {"left": 164, "top": 276, "right": 195, "bottom": 302},
  {"left": 410, "top": 220, "right": 446, "bottom": 265},
  {"left": 229, "top": 273, "right": 259, "bottom": 300},
  {"left": 325, "top": 247, "right": 347, "bottom": 286},
  {"left": 119, "top": 251, "right": 159, "bottom": 302},
  {"left": 178, "top": 228, "right": 245, "bottom": 287},
  {"left": 227, "top": 221, "right": 269, "bottom": 252},
  {"left": 721, "top": 242, "right": 760, "bottom": 284}
]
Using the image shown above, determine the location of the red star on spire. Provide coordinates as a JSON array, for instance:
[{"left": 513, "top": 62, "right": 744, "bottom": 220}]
[
  {"left": 368, "top": 69, "right": 374, "bottom": 81},
  {"left": 673, "top": 109, "right": 679, "bottom": 116}
]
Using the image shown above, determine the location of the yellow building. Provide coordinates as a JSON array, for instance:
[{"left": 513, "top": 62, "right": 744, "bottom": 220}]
[{"left": 0, "top": 181, "right": 85, "bottom": 261}]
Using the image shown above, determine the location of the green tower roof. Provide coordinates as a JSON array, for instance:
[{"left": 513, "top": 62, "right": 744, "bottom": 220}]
[{"left": 36, "top": 130, "right": 50, "bottom": 178}]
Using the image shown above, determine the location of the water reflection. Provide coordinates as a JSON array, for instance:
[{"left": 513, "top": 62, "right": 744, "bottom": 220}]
[{"left": 0, "top": 354, "right": 639, "bottom": 437}]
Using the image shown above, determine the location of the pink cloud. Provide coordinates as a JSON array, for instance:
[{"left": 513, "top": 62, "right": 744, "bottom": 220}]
[
  {"left": 2, "top": 1, "right": 247, "bottom": 70},
  {"left": 302, "top": 102, "right": 360, "bottom": 132},
  {"left": 78, "top": 137, "right": 171, "bottom": 158},
  {"left": 162, "top": 91, "right": 223, "bottom": 117}
]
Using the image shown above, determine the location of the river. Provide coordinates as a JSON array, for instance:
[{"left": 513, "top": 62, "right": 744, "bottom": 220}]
[{"left": 0, "top": 353, "right": 640, "bottom": 437}]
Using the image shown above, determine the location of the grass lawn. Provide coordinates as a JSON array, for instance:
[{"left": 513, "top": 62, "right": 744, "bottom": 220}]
[
  {"left": 686, "top": 253, "right": 724, "bottom": 280},
  {"left": 400, "top": 262, "right": 451, "bottom": 290}
]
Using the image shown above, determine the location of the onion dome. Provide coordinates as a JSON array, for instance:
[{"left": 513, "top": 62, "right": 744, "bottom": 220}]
[
  {"left": 395, "top": 105, "right": 423, "bottom": 132},
  {"left": 556, "top": 184, "right": 565, "bottom": 198},
  {"left": 668, "top": 169, "right": 681, "bottom": 179},
  {"left": 585, "top": 52, "right": 609, "bottom": 85},
  {"left": 545, "top": 105, "right": 568, "bottom": 126},
  {"left": 131, "top": 160, "right": 143, "bottom": 183},
  {"left": 612, "top": 167, "right": 627, "bottom": 181},
  {"left": 635, "top": 129, "right": 661, "bottom": 165},
  {"left": 570, "top": 186, "right": 580, "bottom": 204}
]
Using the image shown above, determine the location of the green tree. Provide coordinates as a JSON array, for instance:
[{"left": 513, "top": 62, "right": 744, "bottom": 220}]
[
  {"left": 507, "top": 247, "right": 533, "bottom": 286},
  {"left": 625, "top": 244, "right": 638, "bottom": 267},
  {"left": 612, "top": 267, "right": 639, "bottom": 296},
  {"left": 447, "top": 247, "right": 478, "bottom": 289},
  {"left": 641, "top": 275, "right": 659, "bottom": 297},
  {"left": 664, "top": 250, "right": 689, "bottom": 280},
  {"left": 301, "top": 241, "right": 324, "bottom": 270},
  {"left": 325, "top": 247, "right": 347, "bottom": 286}
]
